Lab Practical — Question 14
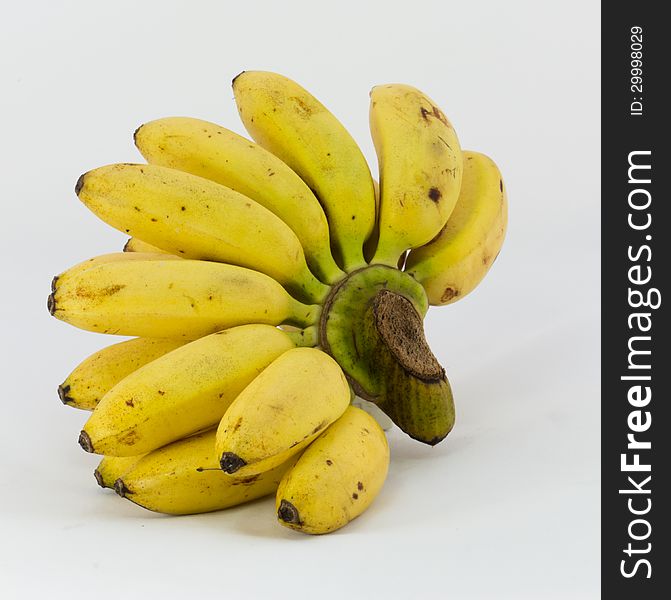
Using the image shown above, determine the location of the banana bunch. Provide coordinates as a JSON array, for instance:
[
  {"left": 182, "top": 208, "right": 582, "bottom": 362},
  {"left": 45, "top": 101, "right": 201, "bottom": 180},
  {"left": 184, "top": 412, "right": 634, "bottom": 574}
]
[{"left": 49, "top": 71, "right": 507, "bottom": 534}]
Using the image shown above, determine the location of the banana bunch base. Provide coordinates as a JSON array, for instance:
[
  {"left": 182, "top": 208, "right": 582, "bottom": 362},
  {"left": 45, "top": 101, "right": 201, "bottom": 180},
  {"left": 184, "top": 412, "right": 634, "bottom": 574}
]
[{"left": 49, "top": 70, "right": 507, "bottom": 535}]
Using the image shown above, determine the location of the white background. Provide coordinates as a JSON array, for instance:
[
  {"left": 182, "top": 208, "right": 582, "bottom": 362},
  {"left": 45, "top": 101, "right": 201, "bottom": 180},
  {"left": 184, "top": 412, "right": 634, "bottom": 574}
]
[{"left": 0, "top": 1, "right": 600, "bottom": 598}]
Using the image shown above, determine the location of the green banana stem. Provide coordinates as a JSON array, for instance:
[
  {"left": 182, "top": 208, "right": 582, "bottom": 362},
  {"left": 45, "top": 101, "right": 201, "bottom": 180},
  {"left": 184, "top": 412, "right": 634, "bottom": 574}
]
[{"left": 320, "top": 266, "right": 455, "bottom": 445}]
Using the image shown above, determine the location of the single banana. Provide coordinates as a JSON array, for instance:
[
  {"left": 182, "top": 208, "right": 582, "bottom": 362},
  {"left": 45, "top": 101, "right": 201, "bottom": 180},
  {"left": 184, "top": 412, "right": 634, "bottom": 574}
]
[
  {"left": 134, "top": 117, "right": 344, "bottom": 284},
  {"left": 76, "top": 163, "right": 329, "bottom": 303},
  {"left": 276, "top": 405, "right": 389, "bottom": 534},
  {"left": 405, "top": 151, "right": 507, "bottom": 305},
  {"left": 94, "top": 455, "right": 144, "bottom": 489},
  {"left": 123, "top": 237, "right": 169, "bottom": 254},
  {"left": 49, "top": 254, "right": 320, "bottom": 338},
  {"left": 79, "top": 324, "right": 296, "bottom": 457},
  {"left": 114, "top": 431, "right": 299, "bottom": 515},
  {"left": 60, "top": 337, "right": 187, "bottom": 410},
  {"left": 370, "top": 84, "right": 463, "bottom": 266},
  {"left": 216, "top": 347, "right": 350, "bottom": 478},
  {"left": 233, "top": 71, "right": 376, "bottom": 272}
]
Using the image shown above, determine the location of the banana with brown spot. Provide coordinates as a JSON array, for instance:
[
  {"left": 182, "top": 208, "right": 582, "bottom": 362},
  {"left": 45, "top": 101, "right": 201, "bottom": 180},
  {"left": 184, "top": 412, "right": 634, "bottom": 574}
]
[
  {"left": 79, "top": 324, "right": 297, "bottom": 456},
  {"left": 59, "top": 337, "right": 187, "bottom": 410},
  {"left": 134, "top": 117, "right": 344, "bottom": 284},
  {"left": 216, "top": 347, "right": 350, "bottom": 478},
  {"left": 276, "top": 405, "right": 389, "bottom": 534},
  {"left": 76, "top": 163, "right": 329, "bottom": 303},
  {"left": 94, "top": 455, "right": 145, "bottom": 489},
  {"left": 369, "top": 84, "right": 463, "bottom": 266},
  {"left": 114, "top": 430, "right": 299, "bottom": 515},
  {"left": 49, "top": 254, "right": 320, "bottom": 338},
  {"left": 405, "top": 151, "right": 507, "bottom": 305},
  {"left": 233, "top": 71, "right": 376, "bottom": 272}
]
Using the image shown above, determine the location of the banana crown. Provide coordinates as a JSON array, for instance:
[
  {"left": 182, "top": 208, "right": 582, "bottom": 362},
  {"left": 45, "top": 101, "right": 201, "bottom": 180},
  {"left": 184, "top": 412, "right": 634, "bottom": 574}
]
[{"left": 50, "top": 70, "right": 506, "bottom": 534}]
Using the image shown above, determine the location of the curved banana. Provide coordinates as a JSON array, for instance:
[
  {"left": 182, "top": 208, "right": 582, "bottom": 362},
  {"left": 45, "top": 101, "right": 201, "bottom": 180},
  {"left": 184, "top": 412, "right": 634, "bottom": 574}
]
[
  {"left": 123, "top": 237, "right": 170, "bottom": 254},
  {"left": 405, "top": 151, "right": 507, "bottom": 305},
  {"left": 79, "top": 325, "right": 296, "bottom": 456},
  {"left": 276, "top": 406, "right": 389, "bottom": 534},
  {"left": 94, "top": 455, "right": 144, "bottom": 489},
  {"left": 135, "top": 117, "right": 344, "bottom": 284},
  {"left": 60, "top": 337, "right": 187, "bottom": 410},
  {"left": 233, "top": 71, "right": 376, "bottom": 272},
  {"left": 49, "top": 254, "right": 320, "bottom": 338},
  {"left": 76, "top": 163, "right": 329, "bottom": 302},
  {"left": 216, "top": 347, "right": 350, "bottom": 478},
  {"left": 114, "top": 431, "right": 299, "bottom": 515},
  {"left": 370, "top": 84, "right": 463, "bottom": 266}
]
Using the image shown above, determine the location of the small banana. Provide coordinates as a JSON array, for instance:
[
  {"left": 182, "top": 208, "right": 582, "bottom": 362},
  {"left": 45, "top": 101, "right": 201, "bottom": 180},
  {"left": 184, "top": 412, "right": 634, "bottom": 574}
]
[
  {"left": 76, "top": 163, "right": 329, "bottom": 302},
  {"left": 60, "top": 337, "right": 186, "bottom": 410},
  {"left": 49, "top": 254, "right": 320, "bottom": 338},
  {"left": 79, "top": 325, "right": 296, "bottom": 456},
  {"left": 233, "top": 71, "right": 376, "bottom": 272},
  {"left": 135, "top": 117, "right": 344, "bottom": 284},
  {"left": 370, "top": 84, "right": 462, "bottom": 266},
  {"left": 216, "top": 347, "right": 350, "bottom": 478},
  {"left": 405, "top": 151, "right": 507, "bottom": 304},
  {"left": 114, "top": 430, "right": 299, "bottom": 515},
  {"left": 123, "top": 237, "right": 169, "bottom": 254},
  {"left": 94, "top": 455, "right": 144, "bottom": 489},
  {"left": 276, "top": 406, "right": 389, "bottom": 534}
]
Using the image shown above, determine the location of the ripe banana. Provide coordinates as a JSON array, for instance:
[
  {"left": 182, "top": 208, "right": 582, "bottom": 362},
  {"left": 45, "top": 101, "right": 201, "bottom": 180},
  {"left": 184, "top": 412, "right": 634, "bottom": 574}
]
[
  {"left": 134, "top": 117, "right": 344, "bottom": 284},
  {"left": 79, "top": 324, "right": 296, "bottom": 457},
  {"left": 405, "top": 151, "right": 507, "bottom": 304},
  {"left": 216, "top": 347, "right": 350, "bottom": 478},
  {"left": 123, "top": 237, "right": 169, "bottom": 254},
  {"left": 276, "top": 406, "right": 389, "bottom": 534},
  {"left": 94, "top": 455, "right": 144, "bottom": 489},
  {"left": 114, "top": 431, "right": 299, "bottom": 515},
  {"left": 370, "top": 84, "right": 463, "bottom": 266},
  {"left": 76, "top": 163, "right": 329, "bottom": 302},
  {"left": 233, "top": 71, "right": 376, "bottom": 271},
  {"left": 60, "top": 337, "right": 186, "bottom": 410},
  {"left": 49, "top": 254, "right": 319, "bottom": 338}
]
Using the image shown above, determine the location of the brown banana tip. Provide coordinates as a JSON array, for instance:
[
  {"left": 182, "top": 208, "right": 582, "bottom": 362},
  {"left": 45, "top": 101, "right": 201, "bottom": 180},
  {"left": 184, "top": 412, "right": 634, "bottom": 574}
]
[
  {"left": 78, "top": 430, "right": 94, "bottom": 453},
  {"left": 113, "top": 478, "right": 131, "bottom": 498},
  {"left": 57, "top": 384, "right": 72, "bottom": 405},
  {"left": 277, "top": 500, "right": 302, "bottom": 526},
  {"left": 132, "top": 125, "right": 142, "bottom": 146},
  {"left": 47, "top": 293, "right": 56, "bottom": 315},
  {"left": 75, "top": 173, "right": 86, "bottom": 196},
  {"left": 231, "top": 71, "right": 246, "bottom": 87},
  {"left": 219, "top": 452, "right": 247, "bottom": 474},
  {"left": 94, "top": 469, "right": 105, "bottom": 488},
  {"left": 50, "top": 275, "right": 59, "bottom": 293},
  {"left": 122, "top": 238, "right": 132, "bottom": 252}
]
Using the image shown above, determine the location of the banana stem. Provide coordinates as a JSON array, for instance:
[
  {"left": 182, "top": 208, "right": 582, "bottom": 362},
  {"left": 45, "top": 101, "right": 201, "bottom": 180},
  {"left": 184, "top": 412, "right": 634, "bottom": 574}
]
[{"left": 285, "top": 325, "right": 319, "bottom": 347}]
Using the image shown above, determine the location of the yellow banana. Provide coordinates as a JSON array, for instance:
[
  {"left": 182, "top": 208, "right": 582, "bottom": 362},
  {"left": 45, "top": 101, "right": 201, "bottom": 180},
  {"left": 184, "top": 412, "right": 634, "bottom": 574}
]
[
  {"left": 216, "top": 347, "right": 350, "bottom": 478},
  {"left": 114, "top": 431, "right": 299, "bottom": 515},
  {"left": 134, "top": 117, "right": 344, "bottom": 284},
  {"left": 233, "top": 71, "right": 376, "bottom": 272},
  {"left": 76, "top": 163, "right": 329, "bottom": 302},
  {"left": 276, "top": 405, "right": 389, "bottom": 534},
  {"left": 94, "top": 455, "right": 144, "bottom": 489},
  {"left": 49, "top": 253, "right": 319, "bottom": 338},
  {"left": 123, "top": 237, "right": 169, "bottom": 254},
  {"left": 405, "top": 151, "right": 507, "bottom": 305},
  {"left": 60, "top": 337, "right": 187, "bottom": 410},
  {"left": 370, "top": 84, "right": 463, "bottom": 266},
  {"left": 79, "top": 324, "right": 296, "bottom": 457}
]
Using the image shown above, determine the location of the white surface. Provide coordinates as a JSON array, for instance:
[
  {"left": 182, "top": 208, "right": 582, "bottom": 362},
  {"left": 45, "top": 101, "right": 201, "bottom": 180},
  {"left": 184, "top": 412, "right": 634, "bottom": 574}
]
[{"left": 0, "top": 1, "right": 600, "bottom": 598}]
